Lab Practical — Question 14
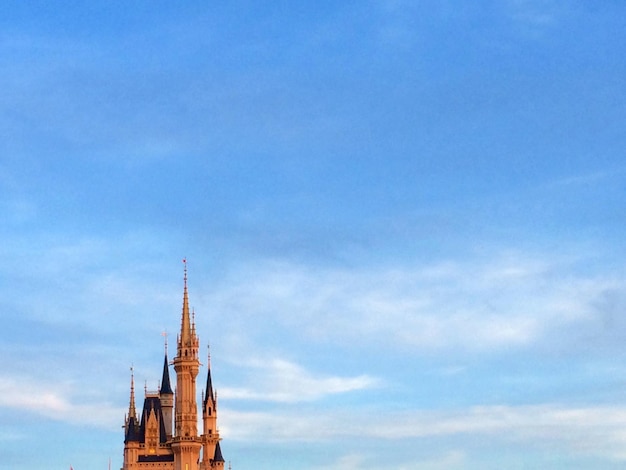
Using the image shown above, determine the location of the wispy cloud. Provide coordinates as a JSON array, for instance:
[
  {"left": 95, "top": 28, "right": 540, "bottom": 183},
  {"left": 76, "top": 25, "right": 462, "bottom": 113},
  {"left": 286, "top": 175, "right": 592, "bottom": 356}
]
[
  {"left": 506, "top": 0, "right": 560, "bottom": 26},
  {"left": 321, "top": 454, "right": 367, "bottom": 470},
  {"left": 0, "top": 230, "right": 178, "bottom": 329},
  {"left": 222, "top": 404, "right": 626, "bottom": 461},
  {"left": 204, "top": 251, "right": 624, "bottom": 356},
  {"left": 319, "top": 450, "right": 466, "bottom": 470},
  {"left": 503, "top": 0, "right": 570, "bottom": 40},
  {"left": 412, "top": 450, "right": 466, "bottom": 470},
  {"left": 222, "top": 357, "right": 379, "bottom": 403},
  {"left": 0, "top": 376, "right": 123, "bottom": 429},
  {"left": 546, "top": 167, "right": 625, "bottom": 189}
]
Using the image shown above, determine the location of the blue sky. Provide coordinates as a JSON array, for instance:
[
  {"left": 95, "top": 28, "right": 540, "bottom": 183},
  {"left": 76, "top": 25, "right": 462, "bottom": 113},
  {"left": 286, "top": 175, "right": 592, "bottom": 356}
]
[{"left": 1, "top": 1, "right": 626, "bottom": 469}]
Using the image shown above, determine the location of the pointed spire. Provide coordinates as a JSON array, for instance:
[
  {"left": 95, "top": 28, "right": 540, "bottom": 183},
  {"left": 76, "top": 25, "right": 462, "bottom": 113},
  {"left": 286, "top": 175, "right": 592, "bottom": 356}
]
[
  {"left": 203, "top": 345, "right": 215, "bottom": 409},
  {"left": 179, "top": 258, "right": 193, "bottom": 349},
  {"left": 213, "top": 441, "right": 225, "bottom": 462},
  {"left": 160, "top": 352, "right": 173, "bottom": 395},
  {"left": 128, "top": 366, "right": 137, "bottom": 420},
  {"left": 125, "top": 366, "right": 141, "bottom": 443}
]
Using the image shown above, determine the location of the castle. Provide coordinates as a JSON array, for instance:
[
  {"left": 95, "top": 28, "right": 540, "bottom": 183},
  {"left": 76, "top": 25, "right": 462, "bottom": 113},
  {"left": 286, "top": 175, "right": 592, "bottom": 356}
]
[{"left": 122, "top": 263, "right": 225, "bottom": 470}]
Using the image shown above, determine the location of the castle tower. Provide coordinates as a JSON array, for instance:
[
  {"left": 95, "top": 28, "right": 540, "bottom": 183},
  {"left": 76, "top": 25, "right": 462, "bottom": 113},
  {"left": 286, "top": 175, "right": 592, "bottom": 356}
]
[
  {"left": 123, "top": 369, "right": 141, "bottom": 469},
  {"left": 201, "top": 348, "right": 225, "bottom": 470},
  {"left": 121, "top": 262, "right": 226, "bottom": 470},
  {"left": 160, "top": 340, "right": 174, "bottom": 440},
  {"left": 171, "top": 261, "right": 203, "bottom": 470}
]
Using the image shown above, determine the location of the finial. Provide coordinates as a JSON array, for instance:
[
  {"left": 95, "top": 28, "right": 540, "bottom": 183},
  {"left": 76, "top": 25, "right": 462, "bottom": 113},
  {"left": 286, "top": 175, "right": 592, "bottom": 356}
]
[
  {"left": 162, "top": 330, "right": 168, "bottom": 355},
  {"left": 207, "top": 343, "right": 211, "bottom": 368},
  {"left": 179, "top": 257, "right": 192, "bottom": 347}
]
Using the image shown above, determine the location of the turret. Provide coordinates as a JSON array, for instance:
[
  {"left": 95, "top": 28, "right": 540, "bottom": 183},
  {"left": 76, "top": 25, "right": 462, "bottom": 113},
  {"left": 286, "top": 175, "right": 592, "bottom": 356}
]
[
  {"left": 159, "top": 345, "right": 174, "bottom": 440},
  {"left": 212, "top": 442, "right": 225, "bottom": 467},
  {"left": 201, "top": 347, "right": 223, "bottom": 469},
  {"left": 124, "top": 367, "right": 140, "bottom": 442},
  {"left": 123, "top": 368, "right": 141, "bottom": 470}
]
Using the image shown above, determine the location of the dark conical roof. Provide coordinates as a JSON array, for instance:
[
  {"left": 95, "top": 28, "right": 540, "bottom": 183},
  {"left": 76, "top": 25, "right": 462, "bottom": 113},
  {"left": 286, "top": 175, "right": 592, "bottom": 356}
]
[
  {"left": 139, "top": 396, "right": 169, "bottom": 444},
  {"left": 125, "top": 416, "right": 140, "bottom": 443},
  {"left": 203, "top": 345, "right": 216, "bottom": 412},
  {"left": 213, "top": 441, "right": 225, "bottom": 462},
  {"left": 203, "top": 366, "right": 215, "bottom": 409},
  {"left": 160, "top": 354, "right": 173, "bottom": 395}
]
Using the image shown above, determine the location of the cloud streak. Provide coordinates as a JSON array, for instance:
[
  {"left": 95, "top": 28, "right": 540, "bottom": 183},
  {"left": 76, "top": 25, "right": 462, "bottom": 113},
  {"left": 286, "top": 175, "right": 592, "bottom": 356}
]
[
  {"left": 204, "top": 250, "right": 624, "bottom": 356},
  {"left": 223, "top": 403, "right": 626, "bottom": 461},
  {"left": 0, "top": 376, "right": 123, "bottom": 430},
  {"left": 221, "top": 357, "right": 379, "bottom": 403}
]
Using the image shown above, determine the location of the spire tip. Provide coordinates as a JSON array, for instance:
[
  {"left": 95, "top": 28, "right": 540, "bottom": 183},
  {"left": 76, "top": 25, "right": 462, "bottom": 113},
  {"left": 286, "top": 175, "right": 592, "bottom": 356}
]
[{"left": 162, "top": 330, "right": 168, "bottom": 355}]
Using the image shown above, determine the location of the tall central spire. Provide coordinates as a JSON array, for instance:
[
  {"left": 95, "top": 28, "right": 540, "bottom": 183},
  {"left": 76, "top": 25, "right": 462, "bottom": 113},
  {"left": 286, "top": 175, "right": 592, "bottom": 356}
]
[
  {"left": 179, "top": 258, "right": 193, "bottom": 349},
  {"left": 128, "top": 366, "right": 137, "bottom": 420},
  {"left": 172, "top": 257, "right": 202, "bottom": 468}
]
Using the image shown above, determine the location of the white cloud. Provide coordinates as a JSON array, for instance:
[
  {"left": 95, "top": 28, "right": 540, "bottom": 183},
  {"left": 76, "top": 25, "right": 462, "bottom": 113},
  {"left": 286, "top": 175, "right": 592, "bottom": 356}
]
[
  {"left": 320, "top": 453, "right": 366, "bottom": 470},
  {"left": 506, "top": 0, "right": 560, "bottom": 26},
  {"left": 0, "top": 376, "right": 124, "bottom": 430},
  {"left": 503, "top": 0, "right": 573, "bottom": 40},
  {"left": 204, "top": 252, "right": 623, "bottom": 355},
  {"left": 221, "top": 357, "right": 379, "bottom": 403},
  {"left": 0, "top": 429, "right": 27, "bottom": 442},
  {"left": 415, "top": 450, "right": 466, "bottom": 470},
  {"left": 315, "top": 449, "right": 465, "bottom": 470},
  {"left": 548, "top": 169, "right": 621, "bottom": 189},
  {"left": 221, "top": 403, "right": 626, "bottom": 461},
  {"left": 0, "top": 230, "right": 180, "bottom": 334}
]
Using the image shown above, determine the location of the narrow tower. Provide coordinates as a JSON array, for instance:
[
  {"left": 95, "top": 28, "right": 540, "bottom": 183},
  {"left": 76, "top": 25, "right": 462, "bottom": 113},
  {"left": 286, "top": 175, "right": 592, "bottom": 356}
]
[
  {"left": 171, "top": 260, "right": 203, "bottom": 470},
  {"left": 160, "top": 335, "right": 174, "bottom": 440},
  {"left": 201, "top": 347, "right": 225, "bottom": 470},
  {"left": 123, "top": 368, "right": 141, "bottom": 469}
]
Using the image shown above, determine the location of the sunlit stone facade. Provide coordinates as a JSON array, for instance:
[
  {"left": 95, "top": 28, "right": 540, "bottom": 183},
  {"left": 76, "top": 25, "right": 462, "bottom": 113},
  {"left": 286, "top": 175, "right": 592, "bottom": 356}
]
[{"left": 122, "top": 266, "right": 225, "bottom": 470}]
